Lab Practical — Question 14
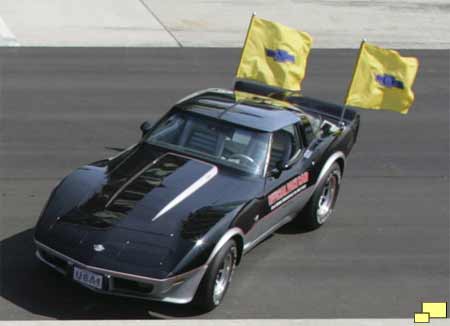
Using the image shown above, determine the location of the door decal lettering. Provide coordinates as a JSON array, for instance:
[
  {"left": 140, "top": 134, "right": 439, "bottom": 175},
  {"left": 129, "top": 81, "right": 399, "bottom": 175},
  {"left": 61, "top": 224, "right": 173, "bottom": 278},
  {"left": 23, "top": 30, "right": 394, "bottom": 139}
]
[{"left": 268, "top": 172, "right": 309, "bottom": 210}]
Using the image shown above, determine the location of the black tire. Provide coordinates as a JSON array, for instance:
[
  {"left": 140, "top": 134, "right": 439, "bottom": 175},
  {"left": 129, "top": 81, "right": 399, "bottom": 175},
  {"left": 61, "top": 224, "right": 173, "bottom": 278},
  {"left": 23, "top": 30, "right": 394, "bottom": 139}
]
[
  {"left": 194, "top": 239, "right": 237, "bottom": 312},
  {"left": 298, "top": 162, "right": 341, "bottom": 230}
]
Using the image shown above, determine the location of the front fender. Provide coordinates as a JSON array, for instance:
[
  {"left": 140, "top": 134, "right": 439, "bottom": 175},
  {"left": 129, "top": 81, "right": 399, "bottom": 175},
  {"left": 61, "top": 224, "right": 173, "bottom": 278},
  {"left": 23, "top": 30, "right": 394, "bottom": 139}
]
[
  {"left": 168, "top": 203, "right": 245, "bottom": 276},
  {"left": 35, "top": 166, "right": 105, "bottom": 232}
]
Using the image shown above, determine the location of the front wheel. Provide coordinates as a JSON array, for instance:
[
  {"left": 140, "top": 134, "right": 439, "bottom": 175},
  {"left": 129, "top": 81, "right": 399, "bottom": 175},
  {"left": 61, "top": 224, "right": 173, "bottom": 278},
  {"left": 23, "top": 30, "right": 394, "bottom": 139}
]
[
  {"left": 298, "top": 162, "right": 341, "bottom": 230},
  {"left": 194, "top": 239, "right": 237, "bottom": 312}
]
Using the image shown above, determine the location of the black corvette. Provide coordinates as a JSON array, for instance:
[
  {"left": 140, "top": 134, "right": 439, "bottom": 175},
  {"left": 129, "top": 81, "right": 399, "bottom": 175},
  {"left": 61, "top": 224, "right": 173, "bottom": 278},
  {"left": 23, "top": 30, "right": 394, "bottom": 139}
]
[{"left": 34, "top": 83, "right": 360, "bottom": 311}]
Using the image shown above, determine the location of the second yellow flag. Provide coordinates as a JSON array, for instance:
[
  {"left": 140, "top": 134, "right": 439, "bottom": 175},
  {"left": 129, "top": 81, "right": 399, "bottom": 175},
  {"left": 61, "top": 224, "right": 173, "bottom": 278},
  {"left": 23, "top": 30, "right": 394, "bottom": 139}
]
[{"left": 345, "top": 42, "right": 419, "bottom": 114}]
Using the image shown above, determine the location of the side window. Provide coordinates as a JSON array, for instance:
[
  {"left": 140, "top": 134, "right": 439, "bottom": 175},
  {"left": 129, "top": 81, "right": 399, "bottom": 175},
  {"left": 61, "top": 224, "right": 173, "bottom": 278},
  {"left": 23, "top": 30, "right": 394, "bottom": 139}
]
[
  {"left": 300, "top": 115, "right": 316, "bottom": 145},
  {"left": 268, "top": 124, "right": 302, "bottom": 170},
  {"left": 151, "top": 113, "right": 186, "bottom": 144},
  {"left": 283, "top": 124, "right": 302, "bottom": 154}
]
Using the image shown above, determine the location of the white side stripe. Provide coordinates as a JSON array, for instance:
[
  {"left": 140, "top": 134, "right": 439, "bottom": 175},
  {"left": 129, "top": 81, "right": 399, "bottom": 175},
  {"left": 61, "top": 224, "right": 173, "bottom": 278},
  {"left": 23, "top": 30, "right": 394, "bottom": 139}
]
[
  {"left": 152, "top": 166, "right": 218, "bottom": 221},
  {"left": 270, "top": 184, "right": 307, "bottom": 210}
]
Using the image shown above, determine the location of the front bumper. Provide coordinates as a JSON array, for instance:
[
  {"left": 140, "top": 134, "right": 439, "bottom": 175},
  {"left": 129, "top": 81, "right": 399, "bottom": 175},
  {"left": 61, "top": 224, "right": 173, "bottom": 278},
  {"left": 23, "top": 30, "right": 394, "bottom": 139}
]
[{"left": 35, "top": 240, "right": 207, "bottom": 304}]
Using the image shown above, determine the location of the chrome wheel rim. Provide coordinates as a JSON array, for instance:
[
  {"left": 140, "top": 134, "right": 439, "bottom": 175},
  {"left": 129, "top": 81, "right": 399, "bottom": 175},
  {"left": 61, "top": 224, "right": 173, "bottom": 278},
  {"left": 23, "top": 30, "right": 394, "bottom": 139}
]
[
  {"left": 212, "top": 250, "right": 234, "bottom": 305},
  {"left": 316, "top": 173, "right": 338, "bottom": 224}
]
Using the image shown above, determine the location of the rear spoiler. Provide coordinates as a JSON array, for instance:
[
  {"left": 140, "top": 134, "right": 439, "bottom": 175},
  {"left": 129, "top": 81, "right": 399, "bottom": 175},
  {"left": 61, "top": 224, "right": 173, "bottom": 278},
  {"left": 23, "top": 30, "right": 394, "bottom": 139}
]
[{"left": 234, "top": 79, "right": 358, "bottom": 122}]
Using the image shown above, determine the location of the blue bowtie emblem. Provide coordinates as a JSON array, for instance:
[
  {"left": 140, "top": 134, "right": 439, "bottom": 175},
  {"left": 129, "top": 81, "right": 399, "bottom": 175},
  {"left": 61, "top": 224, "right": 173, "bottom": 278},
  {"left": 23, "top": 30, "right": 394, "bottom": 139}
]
[
  {"left": 266, "top": 48, "right": 295, "bottom": 63},
  {"left": 375, "top": 74, "right": 404, "bottom": 89}
]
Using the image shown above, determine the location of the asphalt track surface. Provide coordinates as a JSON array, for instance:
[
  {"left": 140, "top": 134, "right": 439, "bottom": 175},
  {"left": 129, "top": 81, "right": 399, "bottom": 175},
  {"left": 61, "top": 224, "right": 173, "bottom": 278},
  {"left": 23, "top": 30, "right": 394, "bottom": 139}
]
[{"left": 0, "top": 48, "right": 448, "bottom": 320}]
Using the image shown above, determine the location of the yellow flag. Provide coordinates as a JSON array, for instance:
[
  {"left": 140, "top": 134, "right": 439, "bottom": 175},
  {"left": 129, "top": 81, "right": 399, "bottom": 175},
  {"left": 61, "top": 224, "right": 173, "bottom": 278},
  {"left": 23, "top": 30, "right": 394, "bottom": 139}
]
[
  {"left": 345, "top": 42, "right": 419, "bottom": 114},
  {"left": 422, "top": 302, "right": 447, "bottom": 318},
  {"left": 236, "top": 16, "right": 313, "bottom": 91}
]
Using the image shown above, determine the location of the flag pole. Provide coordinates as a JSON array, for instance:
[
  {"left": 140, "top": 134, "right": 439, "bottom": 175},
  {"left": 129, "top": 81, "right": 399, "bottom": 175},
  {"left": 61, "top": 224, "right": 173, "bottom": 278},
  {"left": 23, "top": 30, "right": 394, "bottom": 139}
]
[
  {"left": 339, "top": 38, "right": 366, "bottom": 126},
  {"left": 233, "top": 12, "right": 256, "bottom": 89}
]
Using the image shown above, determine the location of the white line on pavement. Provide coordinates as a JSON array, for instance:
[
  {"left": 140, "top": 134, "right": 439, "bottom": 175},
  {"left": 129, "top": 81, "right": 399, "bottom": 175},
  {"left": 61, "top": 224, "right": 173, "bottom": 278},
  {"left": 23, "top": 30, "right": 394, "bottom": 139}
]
[{"left": 0, "top": 16, "right": 19, "bottom": 46}]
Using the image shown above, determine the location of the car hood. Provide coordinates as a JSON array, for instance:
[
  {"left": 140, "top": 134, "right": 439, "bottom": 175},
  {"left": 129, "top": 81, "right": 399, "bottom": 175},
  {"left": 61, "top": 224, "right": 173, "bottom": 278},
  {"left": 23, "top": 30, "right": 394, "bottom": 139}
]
[{"left": 36, "top": 145, "right": 261, "bottom": 278}]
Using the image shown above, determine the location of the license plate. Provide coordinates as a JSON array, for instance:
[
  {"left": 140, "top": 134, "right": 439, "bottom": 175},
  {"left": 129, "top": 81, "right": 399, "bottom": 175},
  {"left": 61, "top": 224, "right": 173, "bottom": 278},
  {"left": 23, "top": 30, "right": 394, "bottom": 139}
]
[{"left": 73, "top": 266, "right": 103, "bottom": 290}]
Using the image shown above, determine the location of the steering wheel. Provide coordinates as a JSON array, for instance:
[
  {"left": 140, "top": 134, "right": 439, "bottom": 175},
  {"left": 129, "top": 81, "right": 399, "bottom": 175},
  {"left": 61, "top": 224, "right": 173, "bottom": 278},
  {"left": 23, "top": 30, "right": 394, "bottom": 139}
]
[{"left": 229, "top": 153, "right": 256, "bottom": 167}]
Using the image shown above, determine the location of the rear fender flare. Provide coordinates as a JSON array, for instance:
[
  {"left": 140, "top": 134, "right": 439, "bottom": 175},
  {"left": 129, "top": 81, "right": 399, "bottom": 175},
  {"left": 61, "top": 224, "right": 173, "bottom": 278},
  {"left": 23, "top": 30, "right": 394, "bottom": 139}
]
[{"left": 316, "top": 151, "right": 345, "bottom": 187}]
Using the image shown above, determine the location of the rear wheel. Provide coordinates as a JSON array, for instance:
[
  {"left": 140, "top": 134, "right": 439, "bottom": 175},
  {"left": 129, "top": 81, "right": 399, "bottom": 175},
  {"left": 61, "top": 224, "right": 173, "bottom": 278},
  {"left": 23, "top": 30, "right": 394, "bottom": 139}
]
[
  {"left": 194, "top": 239, "right": 237, "bottom": 312},
  {"left": 298, "top": 162, "right": 341, "bottom": 230}
]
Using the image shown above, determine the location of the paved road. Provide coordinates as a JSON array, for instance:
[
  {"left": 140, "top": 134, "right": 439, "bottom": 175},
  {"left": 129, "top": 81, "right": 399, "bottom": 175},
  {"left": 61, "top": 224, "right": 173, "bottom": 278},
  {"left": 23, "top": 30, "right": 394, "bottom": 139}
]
[{"left": 0, "top": 48, "right": 448, "bottom": 319}]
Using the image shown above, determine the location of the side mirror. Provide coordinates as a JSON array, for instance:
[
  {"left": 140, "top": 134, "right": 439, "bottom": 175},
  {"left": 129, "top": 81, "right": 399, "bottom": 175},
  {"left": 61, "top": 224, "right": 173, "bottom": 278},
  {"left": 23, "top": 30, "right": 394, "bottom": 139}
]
[
  {"left": 270, "top": 160, "right": 288, "bottom": 179},
  {"left": 140, "top": 121, "right": 153, "bottom": 136}
]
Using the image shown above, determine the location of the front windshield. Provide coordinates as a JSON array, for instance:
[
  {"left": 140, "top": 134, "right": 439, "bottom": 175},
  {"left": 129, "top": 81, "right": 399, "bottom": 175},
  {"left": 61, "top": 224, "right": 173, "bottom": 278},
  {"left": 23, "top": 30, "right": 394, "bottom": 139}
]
[{"left": 145, "top": 111, "right": 270, "bottom": 176}]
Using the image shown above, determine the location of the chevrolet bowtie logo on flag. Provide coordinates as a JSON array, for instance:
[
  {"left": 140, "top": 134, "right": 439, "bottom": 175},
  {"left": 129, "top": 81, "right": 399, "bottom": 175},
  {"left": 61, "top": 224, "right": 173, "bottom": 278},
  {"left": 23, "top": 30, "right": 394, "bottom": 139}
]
[
  {"left": 265, "top": 48, "right": 295, "bottom": 63},
  {"left": 236, "top": 15, "right": 313, "bottom": 91},
  {"left": 375, "top": 74, "right": 404, "bottom": 89},
  {"left": 345, "top": 41, "right": 419, "bottom": 114}
]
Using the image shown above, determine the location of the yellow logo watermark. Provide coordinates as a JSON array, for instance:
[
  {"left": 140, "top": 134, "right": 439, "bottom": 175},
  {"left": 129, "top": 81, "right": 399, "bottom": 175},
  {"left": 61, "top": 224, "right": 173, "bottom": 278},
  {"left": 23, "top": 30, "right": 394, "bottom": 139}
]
[{"left": 414, "top": 302, "right": 447, "bottom": 323}]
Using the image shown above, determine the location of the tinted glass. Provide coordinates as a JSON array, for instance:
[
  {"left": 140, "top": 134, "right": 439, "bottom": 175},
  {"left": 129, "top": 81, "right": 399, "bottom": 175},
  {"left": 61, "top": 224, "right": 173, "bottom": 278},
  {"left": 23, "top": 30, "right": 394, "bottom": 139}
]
[{"left": 145, "top": 111, "right": 270, "bottom": 176}]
